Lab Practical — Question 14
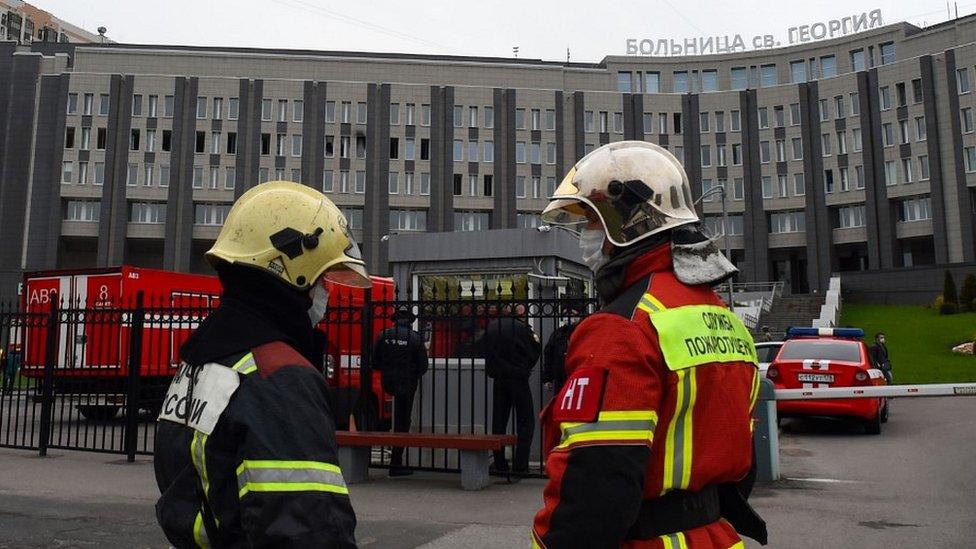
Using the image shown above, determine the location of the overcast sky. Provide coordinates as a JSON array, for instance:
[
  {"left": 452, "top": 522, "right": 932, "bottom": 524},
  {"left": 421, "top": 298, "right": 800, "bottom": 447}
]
[{"left": 34, "top": 0, "right": 976, "bottom": 62}]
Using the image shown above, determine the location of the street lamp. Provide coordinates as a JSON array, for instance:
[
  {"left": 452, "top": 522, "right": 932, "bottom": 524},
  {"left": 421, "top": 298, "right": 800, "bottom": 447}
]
[{"left": 694, "top": 185, "right": 735, "bottom": 311}]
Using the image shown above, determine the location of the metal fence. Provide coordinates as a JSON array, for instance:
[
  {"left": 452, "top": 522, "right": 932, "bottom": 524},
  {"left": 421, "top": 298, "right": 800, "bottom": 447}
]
[{"left": 0, "top": 289, "right": 596, "bottom": 475}]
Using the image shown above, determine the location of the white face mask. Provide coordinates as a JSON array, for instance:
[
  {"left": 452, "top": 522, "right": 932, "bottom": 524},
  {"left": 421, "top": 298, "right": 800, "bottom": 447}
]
[
  {"left": 579, "top": 228, "right": 610, "bottom": 272},
  {"left": 308, "top": 283, "right": 330, "bottom": 326}
]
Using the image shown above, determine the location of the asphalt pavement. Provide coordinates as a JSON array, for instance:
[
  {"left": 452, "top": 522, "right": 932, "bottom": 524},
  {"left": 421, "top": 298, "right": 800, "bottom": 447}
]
[{"left": 0, "top": 396, "right": 974, "bottom": 548}]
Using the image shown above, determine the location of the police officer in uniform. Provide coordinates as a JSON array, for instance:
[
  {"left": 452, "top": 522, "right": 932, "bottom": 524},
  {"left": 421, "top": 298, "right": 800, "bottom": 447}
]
[
  {"left": 372, "top": 308, "right": 429, "bottom": 476},
  {"left": 154, "top": 181, "right": 371, "bottom": 548},
  {"left": 532, "top": 142, "right": 767, "bottom": 548}
]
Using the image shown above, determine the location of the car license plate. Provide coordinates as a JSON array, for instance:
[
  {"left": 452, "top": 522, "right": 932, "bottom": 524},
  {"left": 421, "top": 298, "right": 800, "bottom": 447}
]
[{"left": 797, "top": 373, "right": 835, "bottom": 383}]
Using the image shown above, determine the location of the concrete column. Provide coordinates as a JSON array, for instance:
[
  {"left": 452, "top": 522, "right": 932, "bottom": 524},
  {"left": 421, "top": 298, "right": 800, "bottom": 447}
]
[
  {"left": 798, "top": 82, "right": 832, "bottom": 293},
  {"left": 682, "top": 94, "right": 702, "bottom": 199},
  {"left": 96, "top": 74, "right": 134, "bottom": 267},
  {"left": 943, "top": 50, "right": 975, "bottom": 262},
  {"left": 866, "top": 68, "right": 897, "bottom": 269},
  {"left": 364, "top": 83, "right": 391, "bottom": 275},
  {"left": 163, "top": 77, "right": 199, "bottom": 272},
  {"left": 740, "top": 90, "right": 769, "bottom": 282},
  {"left": 919, "top": 55, "right": 950, "bottom": 265},
  {"left": 572, "top": 91, "right": 585, "bottom": 161},
  {"left": 301, "top": 81, "right": 327, "bottom": 190}
]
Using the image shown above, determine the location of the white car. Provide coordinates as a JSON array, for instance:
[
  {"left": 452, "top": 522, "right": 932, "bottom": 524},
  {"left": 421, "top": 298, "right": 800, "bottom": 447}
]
[{"left": 754, "top": 341, "right": 784, "bottom": 376}]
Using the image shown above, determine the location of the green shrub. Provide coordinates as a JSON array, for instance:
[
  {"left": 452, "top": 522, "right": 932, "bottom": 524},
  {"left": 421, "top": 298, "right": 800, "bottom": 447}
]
[
  {"left": 962, "top": 274, "right": 976, "bottom": 312},
  {"left": 934, "top": 295, "right": 944, "bottom": 309},
  {"left": 940, "top": 300, "right": 958, "bottom": 315},
  {"left": 944, "top": 271, "right": 958, "bottom": 305}
]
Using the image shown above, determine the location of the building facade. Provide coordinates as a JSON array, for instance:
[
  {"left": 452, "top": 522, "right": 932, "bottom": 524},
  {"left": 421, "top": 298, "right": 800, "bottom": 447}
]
[
  {"left": 1, "top": 15, "right": 975, "bottom": 300},
  {"left": 1, "top": 1, "right": 102, "bottom": 45}
]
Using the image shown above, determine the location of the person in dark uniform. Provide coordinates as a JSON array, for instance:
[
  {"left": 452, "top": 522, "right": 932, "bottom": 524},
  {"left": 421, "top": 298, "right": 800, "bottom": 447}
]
[
  {"left": 482, "top": 303, "right": 541, "bottom": 475},
  {"left": 869, "top": 332, "right": 892, "bottom": 383},
  {"left": 372, "top": 308, "right": 429, "bottom": 476},
  {"left": 154, "top": 181, "right": 371, "bottom": 548},
  {"left": 541, "top": 304, "right": 583, "bottom": 393}
]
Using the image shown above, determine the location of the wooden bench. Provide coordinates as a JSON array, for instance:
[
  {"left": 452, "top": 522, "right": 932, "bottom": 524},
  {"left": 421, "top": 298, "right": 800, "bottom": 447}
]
[{"left": 335, "top": 431, "right": 517, "bottom": 490}]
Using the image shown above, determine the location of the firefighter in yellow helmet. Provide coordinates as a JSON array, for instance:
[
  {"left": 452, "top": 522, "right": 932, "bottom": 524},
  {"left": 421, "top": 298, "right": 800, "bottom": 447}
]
[
  {"left": 154, "top": 181, "right": 368, "bottom": 548},
  {"left": 532, "top": 142, "right": 767, "bottom": 548}
]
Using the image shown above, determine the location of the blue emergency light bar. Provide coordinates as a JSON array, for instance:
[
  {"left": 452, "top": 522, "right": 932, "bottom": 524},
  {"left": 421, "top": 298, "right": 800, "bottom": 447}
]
[{"left": 786, "top": 327, "right": 865, "bottom": 339}]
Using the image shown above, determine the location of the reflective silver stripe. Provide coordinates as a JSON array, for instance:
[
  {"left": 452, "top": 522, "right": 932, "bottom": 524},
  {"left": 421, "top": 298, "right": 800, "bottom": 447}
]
[
  {"left": 191, "top": 431, "right": 210, "bottom": 496},
  {"left": 237, "top": 466, "right": 347, "bottom": 493},
  {"left": 559, "top": 419, "right": 656, "bottom": 442},
  {"left": 639, "top": 296, "right": 662, "bottom": 313},
  {"left": 670, "top": 369, "right": 694, "bottom": 489},
  {"left": 231, "top": 354, "right": 256, "bottom": 374}
]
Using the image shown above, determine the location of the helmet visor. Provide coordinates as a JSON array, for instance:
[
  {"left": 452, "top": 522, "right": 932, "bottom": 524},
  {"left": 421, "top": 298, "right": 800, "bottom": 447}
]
[{"left": 324, "top": 261, "right": 372, "bottom": 288}]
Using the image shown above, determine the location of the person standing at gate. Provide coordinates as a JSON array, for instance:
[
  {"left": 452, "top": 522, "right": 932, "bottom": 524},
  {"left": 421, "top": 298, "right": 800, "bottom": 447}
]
[
  {"left": 542, "top": 303, "right": 583, "bottom": 393},
  {"left": 482, "top": 303, "right": 541, "bottom": 475},
  {"left": 2, "top": 344, "right": 19, "bottom": 394},
  {"left": 154, "top": 181, "right": 369, "bottom": 548},
  {"left": 372, "top": 308, "right": 429, "bottom": 477},
  {"left": 869, "top": 332, "right": 893, "bottom": 384}
]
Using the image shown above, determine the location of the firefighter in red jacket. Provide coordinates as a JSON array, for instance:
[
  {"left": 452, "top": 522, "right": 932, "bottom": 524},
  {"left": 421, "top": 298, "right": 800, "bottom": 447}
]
[{"left": 533, "top": 141, "right": 767, "bottom": 548}]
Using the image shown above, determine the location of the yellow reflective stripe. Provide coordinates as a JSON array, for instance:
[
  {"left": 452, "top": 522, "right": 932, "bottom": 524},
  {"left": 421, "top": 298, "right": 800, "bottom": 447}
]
[
  {"left": 531, "top": 531, "right": 544, "bottom": 549},
  {"left": 662, "top": 534, "right": 674, "bottom": 549},
  {"left": 597, "top": 410, "right": 657, "bottom": 422},
  {"left": 676, "top": 532, "right": 689, "bottom": 549},
  {"left": 231, "top": 353, "right": 256, "bottom": 374},
  {"left": 191, "top": 431, "right": 210, "bottom": 497},
  {"left": 680, "top": 368, "right": 697, "bottom": 488},
  {"left": 662, "top": 368, "right": 697, "bottom": 493},
  {"left": 193, "top": 511, "right": 209, "bottom": 548},
  {"left": 727, "top": 542, "right": 745, "bottom": 549},
  {"left": 646, "top": 294, "right": 667, "bottom": 311},
  {"left": 661, "top": 368, "right": 683, "bottom": 493},
  {"left": 236, "top": 460, "right": 343, "bottom": 474},
  {"left": 238, "top": 482, "right": 349, "bottom": 498},
  {"left": 556, "top": 410, "right": 658, "bottom": 449},
  {"left": 557, "top": 430, "right": 655, "bottom": 449},
  {"left": 636, "top": 301, "right": 654, "bottom": 314},
  {"left": 748, "top": 369, "right": 761, "bottom": 412}
]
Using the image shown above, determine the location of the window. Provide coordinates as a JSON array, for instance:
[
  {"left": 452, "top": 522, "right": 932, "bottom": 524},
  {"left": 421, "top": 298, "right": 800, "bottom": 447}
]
[
  {"left": 195, "top": 131, "right": 206, "bottom": 154},
  {"left": 195, "top": 96, "right": 207, "bottom": 119},
  {"left": 673, "top": 146, "right": 684, "bottom": 164},
  {"left": 193, "top": 166, "right": 205, "bottom": 188},
  {"left": 758, "top": 107, "right": 769, "bottom": 129},
  {"left": 126, "top": 163, "right": 139, "bottom": 186},
  {"left": 791, "top": 137, "right": 803, "bottom": 160},
  {"left": 547, "top": 142, "right": 556, "bottom": 164},
  {"left": 80, "top": 127, "right": 91, "bottom": 150},
  {"left": 484, "top": 106, "right": 494, "bottom": 128},
  {"left": 885, "top": 160, "right": 898, "bottom": 185},
  {"left": 659, "top": 113, "right": 668, "bottom": 133},
  {"left": 61, "top": 161, "right": 73, "bottom": 184},
  {"left": 824, "top": 169, "right": 834, "bottom": 193},
  {"left": 774, "top": 106, "right": 785, "bottom": 128},
  {"left": 775, "top": 140, "right": 785, "bottom": 162},
  {"left": 388, "top": 172, "right": 399, "bottom": 194},
  {"left": 324, "top": 136, "right": 334, "bottom": 157},
  {"left": 731, "top": 143, "right": 742, "bottom": 166},
  {"left": 835, "top": 96, "right": 846, "bottom": 119},
  {"left": 760, "top": 64, "right": 777, "bottom": 87},
  {"left": 839, "top": 167, "right": 850, "bottom": 191},
  {"left": 405, "top": 138, "right": 415, "bottom": 160},
  {"left": 453, "top": 174, "right": 463, "bottom": 196},
  {"left": 515, "top": 141, "right": 526, "bottom": 163},
  {"left": 836, "top": 132, "right": 847, "bottom": 154},
  {"left": 617, "top": 71, "right": 633, "bottom": 93},
  {"left": 820, "top": 55, "right": 836, "bottom": 78},
  {"left": 467, "top": 140, "right": 478, "bottom": 162},
  {"left": 839, "top": 205, "right": 866, "bottom": 228},
  {"left": 852, "top": 128, "right": 862, "bottom": 151},
  {"left": 129, "top": 129, "right": 141, "bottom": 151},
  {"left": 454, "top": 139, "right": 464, "bottom": 162},
  {"left": 919, "top": 155, "right": 930, "bottom": 180},
  {"left": 339, "top": 171, "right": 349, "bottom": 193},
  {"left": 733, "top": 177, "right": 744, "bottom": 200},
  {"left": 532, "top": 176, "right": 542, "bottom": 199},
  {"left": 699, "top": 112, "right": 710, "bottom": 133},
  {"left": 341, "top": 208, "right": 363, "bottom": 230},
  {"left": 600, "top": 111, "right": 609, "bottom": 133},
  {"left": 209, "top": 167, "right": 220, "bottom": 189},
  {"left": 94, "top": 163, "right": 105, "bottom": 185},
  {"left": 357, "top": 102, "right": 367, "bottom": 124},
  {"left": 530, "top": 109, "right": 541, "bottom": 131},
  {"left": 717, "top": 145, "right": 727, "bottom": 167},
  {"left": 880, "top": 42, "right": 895, "bottom": 65},
  {"left": 769, "top": 211, "right": 805, "bottom": 233},
  {"left": 963, "top": 108, "right": 975, "bottom": 133},
  {"left": 674, "top": 113, "right": 683, "bottom": 134},
  {"left": 64, "top": 200, "right": 100, "bottom": 222},
  {"left": 774, "top": 174, "right": 787, "bottom": 197},
  {"left": 390, "top": 103, "right": 400, "bottom": 125},
  {"left": 404, "top": 172, "right": 414, "bottom": 195},
  {"left": 293, "top": 100, "right": 304, "bottom": 122},
  {"left": 516, "top": 108, "right": 526, "bottom": 129},
  {"left": 761, "top": 176, "right": 773, "bottom": 198},
  {"left": 818, "top": 99, "right": 829, "bottom": 122},
  {"left": 613, "top": 112, "right": 623, "bottom": 133},
  {"left": 390, "top": 209, "right": 426, "bottom": 231},
  {"left": 899, "top": 120, "right": 910, "bottom": 144},
  {"left": 421, "top": 104, "right": 431, "bottom": 126},
  {"left": 963, "top": 147, "right": 975, "bottom": 173},
  {"left": 898, "top": 197, "right": 931, "bottom": 222},
  {"left": 65, "top": 127, "right": 75, "bottom": 149},
  {"left": 515, "top": 176, "right": 526, "bottom": 198},
  {"left": 483, "top": 174, "right": 493, "bottom": 197},
  {"left": 390, "top": 137, "right": 400, "bottom": 160},
  {"left": 484, "top": 140, "right": 494, "bottom": 163},
  {"left": 226, "top": 132, "right": 237, "bottom": 154},
  {"left": 158, "top": 164, "right": 169, "bottom": 187},
  {"left": 455, "top": 211, "right": 490, "bottom": 232},
  {"left": 405, "top": 103, "right": 415, "bottom": 125},
  {"left": 882, "top": 123, "right": 894, "bottom": 147},
  {"left": 730, "top": 67, "right": 748, "bottom": 90},
  {"left": 260, "top": 99, "right": 272, "bottom": 121},
  {"left": 854, "top": 165, "right": 865, "bottom": 189},
  {"left": 131, "top": 95, "right": 143, "bottom": 117},
  {"left": 730, "top": 110, "right": 741, "bottom": 132},
  {"left": 355, "top": 171, "right": 366, "bottom": 193},
  {"left": 420, "top": 172, "right": 431, "bottom": 195},
  {"left": 714, "top": 112, "right": 725, "bottom": 133},
  {"left": 701, "top": 145, "right": 711, "bottom": 167},
  {"left": 325, "top": 101, "right": 336, "bottom": 123},
  {"left": 67, "top": 93, "right": 78, "bottom": 114},
  {"left": 226, "top": 97, "right": 238, "bottom": 120},
  {"left": 584, "top": 111, "right": 594, "bottom": 132},
  {"left": 850, "top": 92, "right": 860, "bottom": 116},
  {"left": 276, "top": 100, "right": 287, "bottom": 123},
  {"left": 879, "top": 86, "right": 891, "bottom": 110},
  {"left": 850, "top": 49, "right": 865, "bottom": 72},
  {"left": 420, "top": 138, "right": 430, "bottom": 160},
  {"left": 793, "top": 173, "right": 805, "bottom": 196},
  {"left": 194, "top": 203, "right": 231, "bottom": 226},
  {"left": 81, "top": 93, "right": 93, "bottom": 116},
  {"left": 466, "top": 106, "right": 476, "bottom": 128},
  {"left": 146, "top": 129, "right": 156, "bottom": 152},
  {"left": 790, "top": 60, "right": 806, "bottom": 83},
  {"left": 701, "top": 70, "right": 718, "bottom": 92},
  {"left": 321, "top": 170, "right": 334, "bottom": 193},
  {"left": 546, "top": 109, "right": 556, "bottom": 130},
  {"left": 645, "top": 72, "right": 661, "bottom": 93},
  {"left": 546, "top": 176, "right": 556, "bottom": 197},
  {"left": 912, "top": 79, "right": 923, "bottom": 104},
  {"left": 225, "top": 167, "right": 236, "bottom": 190},
  {"left": 673, "top": 71, "right": 689, "bottom": 93},
  {"left": 896, "top": 82, "right": 907, "bottom": 108},
  {"left": 292, "top": 135, "right": 302, "bottom": 157},
  {"left": 162, "top": 95, "right": 174, "bottom": 118},
  {"left": 759, "top": 140, "right": 770, "bottom": 163},
  {"left": 99, "top": 94, "right": 110, "bottom": 116},
  {"left": 902, "top": 158, "right": 915, "bottom": 183},
  {"left": 97, "top": 128, "right": 107, "bottom": 150}
]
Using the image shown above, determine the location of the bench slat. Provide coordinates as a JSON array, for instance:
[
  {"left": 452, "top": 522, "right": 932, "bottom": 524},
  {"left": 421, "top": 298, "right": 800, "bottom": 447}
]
[{"left": 336, "top": 431, "right": 516, "bottom": 451}]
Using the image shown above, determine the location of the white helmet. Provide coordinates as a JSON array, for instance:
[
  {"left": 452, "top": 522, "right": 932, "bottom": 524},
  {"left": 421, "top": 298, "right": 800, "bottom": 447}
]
[{"left": 541, "top": 141, "right": 699, "bottom": 247}]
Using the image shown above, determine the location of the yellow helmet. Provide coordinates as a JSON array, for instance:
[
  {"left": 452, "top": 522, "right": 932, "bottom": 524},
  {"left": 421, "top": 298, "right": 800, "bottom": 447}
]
[
  {"left": 541, "top": 141, "right": 699, "bottom": 247},
  {"left": 207, "top": 181, "right": 371, "bottom": 290}
]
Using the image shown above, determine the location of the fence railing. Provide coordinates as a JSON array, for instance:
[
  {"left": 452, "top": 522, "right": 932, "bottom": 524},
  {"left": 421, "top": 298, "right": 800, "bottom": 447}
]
[{"left": 1, "top": 291, "right": 597, "bottom": 476}]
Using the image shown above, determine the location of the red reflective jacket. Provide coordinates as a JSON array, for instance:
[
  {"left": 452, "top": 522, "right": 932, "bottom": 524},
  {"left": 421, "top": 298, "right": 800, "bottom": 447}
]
[{"left": 533, "top": 244, "right": 760, "bottom": 549}]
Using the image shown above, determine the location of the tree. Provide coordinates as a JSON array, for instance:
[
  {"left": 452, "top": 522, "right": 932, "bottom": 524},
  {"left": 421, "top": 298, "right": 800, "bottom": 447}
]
[
  {"left": 961, "top": 274, "right": 976, "bottom": 312},
  {"left": 941, "top": 271, "right": 958, "bottom": 315}
]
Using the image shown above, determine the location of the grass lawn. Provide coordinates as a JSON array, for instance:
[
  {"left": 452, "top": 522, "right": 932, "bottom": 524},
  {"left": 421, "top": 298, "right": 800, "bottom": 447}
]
[{"left": 840, "top": 304, "right": 976, "bottom": 384}]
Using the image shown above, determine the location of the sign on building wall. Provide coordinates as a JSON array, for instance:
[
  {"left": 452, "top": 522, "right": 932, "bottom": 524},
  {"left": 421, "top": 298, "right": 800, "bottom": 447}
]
[{"left": 625, "top": 9, "right": 884, "bottom": 56}]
